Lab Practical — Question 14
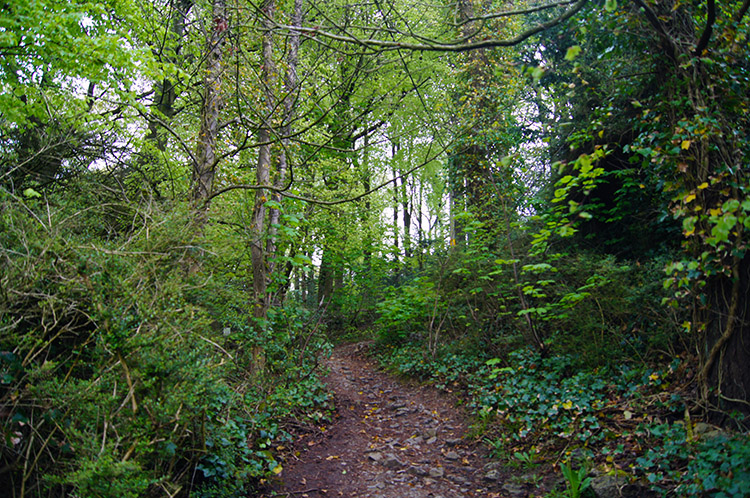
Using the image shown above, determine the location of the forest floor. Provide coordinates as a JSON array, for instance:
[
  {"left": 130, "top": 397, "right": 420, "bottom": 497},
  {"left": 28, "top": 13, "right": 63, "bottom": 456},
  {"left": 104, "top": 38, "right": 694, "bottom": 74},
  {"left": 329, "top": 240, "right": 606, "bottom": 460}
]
[{"left": 258, "top": 343, "right": 550, "bottom": 498}]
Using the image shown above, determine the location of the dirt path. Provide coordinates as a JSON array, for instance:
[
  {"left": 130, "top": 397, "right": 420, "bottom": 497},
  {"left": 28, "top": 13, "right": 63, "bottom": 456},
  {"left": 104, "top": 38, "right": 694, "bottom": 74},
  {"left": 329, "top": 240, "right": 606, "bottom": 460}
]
[{"left": 259, "top": 343, "right": 518, "bottom": 498}]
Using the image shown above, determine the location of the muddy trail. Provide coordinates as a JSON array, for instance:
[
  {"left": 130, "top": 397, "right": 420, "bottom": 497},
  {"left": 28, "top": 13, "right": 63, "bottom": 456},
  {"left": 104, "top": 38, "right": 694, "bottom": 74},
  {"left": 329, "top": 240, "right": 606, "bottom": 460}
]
[{"left": 259, "top": 343, "right": 524, "bottom": 498}]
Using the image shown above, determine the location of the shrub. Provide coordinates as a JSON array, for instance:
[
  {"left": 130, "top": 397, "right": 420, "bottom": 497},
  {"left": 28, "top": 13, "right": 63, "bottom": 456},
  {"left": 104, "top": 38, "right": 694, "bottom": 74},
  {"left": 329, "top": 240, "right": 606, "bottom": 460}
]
[{"left": 0, "top": 186, "right": 329, "bottom": 497}]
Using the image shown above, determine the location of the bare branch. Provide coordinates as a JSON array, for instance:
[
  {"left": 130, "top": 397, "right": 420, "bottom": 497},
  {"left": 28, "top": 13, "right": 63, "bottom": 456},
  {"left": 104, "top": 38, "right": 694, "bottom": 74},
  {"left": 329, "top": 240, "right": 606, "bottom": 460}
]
[
  {"left": 451, "top": 0, "right": 578, "bottom": 28},
  {"left": 208, "top": 140, "right": 448, "bottom": 206},
  {"left": 276, "top": 0, "right": 588, "bottom": 53}
]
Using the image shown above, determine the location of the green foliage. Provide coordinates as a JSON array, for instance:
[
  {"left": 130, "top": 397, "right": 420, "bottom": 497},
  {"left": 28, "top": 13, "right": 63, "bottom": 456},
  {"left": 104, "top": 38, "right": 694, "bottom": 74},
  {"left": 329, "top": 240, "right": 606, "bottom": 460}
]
[
  {"left": 560, "top": 460, "right": 592, "bottom": 498},
  {"left": 634, "top": 423, "right": 750, "bottom": 497},
  {"left": 0, "top": 184, "right": 329, "bottom": 496},
  {"left": 375, "top": 278, "right": 437, "bottom": 345},
  {"left": 479, "top": 350, "right": 613, "bottom": 445}
]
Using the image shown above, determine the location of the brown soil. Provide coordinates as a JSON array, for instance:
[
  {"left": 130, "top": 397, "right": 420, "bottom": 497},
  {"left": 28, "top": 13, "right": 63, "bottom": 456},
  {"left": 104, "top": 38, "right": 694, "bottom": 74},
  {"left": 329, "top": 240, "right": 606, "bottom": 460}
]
[{"left": 258, "top": 343, "right": 523, "bottom": 498}]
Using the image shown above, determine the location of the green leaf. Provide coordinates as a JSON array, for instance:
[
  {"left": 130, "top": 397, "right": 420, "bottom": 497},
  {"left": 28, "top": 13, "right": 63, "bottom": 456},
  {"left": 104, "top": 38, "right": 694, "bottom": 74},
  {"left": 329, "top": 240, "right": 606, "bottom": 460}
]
[
  {"left": 531, "top": 66, "right": 545, "bottom": 83},
  {"left": 565, "top": 45, "right": 582, "bottom": 61},
  {"left": 722, "top": 199, "right": 740, "bottom": 213},
  {"left": 23, "top": 188, "right": 42, "bottom": 198},
  {"left": 604, "top": 0, "right": 617, "bottom": 12}
]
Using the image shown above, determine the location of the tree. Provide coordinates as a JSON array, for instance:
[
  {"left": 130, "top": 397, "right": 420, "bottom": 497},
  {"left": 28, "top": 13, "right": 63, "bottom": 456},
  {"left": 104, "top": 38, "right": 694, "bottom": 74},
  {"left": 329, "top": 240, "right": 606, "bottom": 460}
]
[{"left": 544, "top": 0, "right": 750, "bottom": 423}]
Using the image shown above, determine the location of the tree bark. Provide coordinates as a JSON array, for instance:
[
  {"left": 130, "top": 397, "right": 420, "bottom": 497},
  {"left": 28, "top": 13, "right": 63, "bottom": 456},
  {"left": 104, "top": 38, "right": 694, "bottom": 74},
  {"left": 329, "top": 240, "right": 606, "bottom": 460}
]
[
  {"left": 249, "top": 0, "right": 277, "bottom": 372},
  {"left": 193, "top": 0, "right": 227, "bottom": 216},
  {"left": 265, "top": 0, "right": 303, "bottom": 282}
]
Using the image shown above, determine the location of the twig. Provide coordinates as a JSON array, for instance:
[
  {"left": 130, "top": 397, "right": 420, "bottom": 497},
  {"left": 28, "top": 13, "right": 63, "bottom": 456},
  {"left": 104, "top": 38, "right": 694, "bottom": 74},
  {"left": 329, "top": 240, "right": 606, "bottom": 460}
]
[{"left": 117, "top": 351, "right": 138, "bottom": 415}]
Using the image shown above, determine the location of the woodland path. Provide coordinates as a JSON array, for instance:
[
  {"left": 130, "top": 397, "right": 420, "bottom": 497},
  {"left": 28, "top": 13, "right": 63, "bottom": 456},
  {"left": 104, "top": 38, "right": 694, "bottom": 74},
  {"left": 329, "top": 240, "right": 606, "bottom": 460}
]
[{"left": 259, "top": 343, "right": 523, "bottom": 498}]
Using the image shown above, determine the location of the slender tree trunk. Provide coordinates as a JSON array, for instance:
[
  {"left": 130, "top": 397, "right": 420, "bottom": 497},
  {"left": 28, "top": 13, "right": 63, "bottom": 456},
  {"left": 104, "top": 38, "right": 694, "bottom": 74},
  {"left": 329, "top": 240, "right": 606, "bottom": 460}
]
[
  {"left": 146, "top": 0, "right": 193, "bottom": 151},
  {"left": 417, "top": 183, "right": 424, "bottom": 270},
  {"left": 317, "top": 246, "right": 334, "bottom": 306},
  {"left": 401, "top": 177, "right": 412, "bottom": 259},
  {"left": 249, "top": 0, "right": 277, "bottom": 372},
  {"left": 266, "top": 0, "right": 303, "bottom": 281},
  {"left": 138, "top": 0, "right": 193, "bottom": 197},
  {"left": 193, "top": 0, "right": 227, "bottom": 216}
]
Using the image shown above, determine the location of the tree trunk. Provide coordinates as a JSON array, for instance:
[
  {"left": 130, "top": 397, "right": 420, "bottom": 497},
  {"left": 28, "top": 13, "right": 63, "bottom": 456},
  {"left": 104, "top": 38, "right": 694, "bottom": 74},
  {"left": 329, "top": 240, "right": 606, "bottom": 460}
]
[
  {"left": 265, "top": 0, "right": 303, "bottom": 282},
  {"left": 317, "top": 245, "right": 334, "bottom": 307},
  {"left": 701, "top": 255, "right": 750, "bottom": 426},
  {"left": 192, "top": 0, "right": 227, "bottom": 215},
  {"left": 138, "top": 0, "right": 193, "bottom": 196},
  {"left": 401, "top": 176, "right": 412, "bottom": 259},
  {"left": 249, "top": 0, "right": 277, "bottom": 372}
]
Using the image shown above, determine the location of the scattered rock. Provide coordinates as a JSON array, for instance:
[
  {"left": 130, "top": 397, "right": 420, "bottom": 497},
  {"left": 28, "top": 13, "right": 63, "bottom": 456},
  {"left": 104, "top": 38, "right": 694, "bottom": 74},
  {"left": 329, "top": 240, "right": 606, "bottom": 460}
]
[
  {"left": 263, "top": 344, "right": 494, "bottom": 498},
  {"left": 449, "top": 475, "right": 468, "bottom": 485},
  {"left": 484, "top": 470, "right": 501, "bottom": 482},
  {"left": 502, "top": 482, "right": 525, "bottom": 497},
  {"left": 382, "top": 454, "right": 403, "bottom": 469},
  {"left": 590, "top": 473, "right": 623, "bottom": 498},
  {"left": 408, "top": 465, "right": 429, "bottom": 477},
  {"left": 445, "top": 450, "right": 460, "bottom": 460},
  {"left": 693, "top": 422, "right": 712, "bottom": 434},
  {"left": 428, "top": 467, "right": 445, "bottom": 478}
]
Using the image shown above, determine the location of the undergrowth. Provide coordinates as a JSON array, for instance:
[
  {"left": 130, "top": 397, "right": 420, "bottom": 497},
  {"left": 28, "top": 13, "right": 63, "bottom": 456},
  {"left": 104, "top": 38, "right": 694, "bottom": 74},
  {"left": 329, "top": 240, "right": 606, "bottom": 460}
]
[
  {"left": 0, "top": 185, "right": 331, "bottom": 497},
  {"left": 376, "top": 341, "right": 750, "bottom": 496}
]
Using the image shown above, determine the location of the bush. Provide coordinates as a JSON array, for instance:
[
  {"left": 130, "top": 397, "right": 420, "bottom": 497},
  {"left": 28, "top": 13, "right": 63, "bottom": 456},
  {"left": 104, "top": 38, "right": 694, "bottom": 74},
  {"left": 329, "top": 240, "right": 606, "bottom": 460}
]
[{"left": 0, "top": 185, "right": 329, "bottom": 497}]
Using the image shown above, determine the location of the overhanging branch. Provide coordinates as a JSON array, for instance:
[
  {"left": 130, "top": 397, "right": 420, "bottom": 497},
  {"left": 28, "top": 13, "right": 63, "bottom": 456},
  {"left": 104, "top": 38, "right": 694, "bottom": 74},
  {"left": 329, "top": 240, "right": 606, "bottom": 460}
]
[{"left": 276, "top": 0, "right": 588, "bottom": 53}]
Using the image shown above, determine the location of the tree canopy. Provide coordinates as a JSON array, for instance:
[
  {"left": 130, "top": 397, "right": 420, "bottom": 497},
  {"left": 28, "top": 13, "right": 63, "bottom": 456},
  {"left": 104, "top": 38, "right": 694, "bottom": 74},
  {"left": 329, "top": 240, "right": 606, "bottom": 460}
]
[{"left": 2, "top": 0, "right": 749, "bottom": 496}]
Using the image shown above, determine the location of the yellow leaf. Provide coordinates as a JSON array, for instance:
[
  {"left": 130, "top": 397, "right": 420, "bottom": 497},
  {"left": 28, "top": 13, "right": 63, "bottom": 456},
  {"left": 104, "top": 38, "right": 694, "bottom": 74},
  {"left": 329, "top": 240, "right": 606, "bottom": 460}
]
[
  {"left": 709, "top": 208, "right": 722, "bottom": 216},
  {"left": 562, "top": 400, "right": 573, "bottom": 410},
  {"left": 681, "top": 140, "right": 691, "bottom": 150},
  {"left": 649, "top": 372, "right": 660, "bottom": 382},
  {"left": 272, "top": 465, "right": 283, "bottom": 475},
  {"left": 684, "top": 193, "right": 696, "bottom": 203},
  {"left": 698, "top": 182, "right": 709, "bottom": 190}
]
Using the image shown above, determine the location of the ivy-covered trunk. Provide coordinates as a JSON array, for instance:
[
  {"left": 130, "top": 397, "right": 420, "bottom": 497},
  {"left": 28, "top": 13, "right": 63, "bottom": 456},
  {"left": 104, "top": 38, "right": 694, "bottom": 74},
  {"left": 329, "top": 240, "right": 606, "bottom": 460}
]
[
  {"left": 701, "top": 257, "right": 750, "bottom": 425},
  {"left": 639, "top": 0, "right": 750, "bottom": 425}
]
